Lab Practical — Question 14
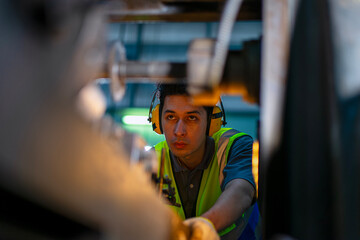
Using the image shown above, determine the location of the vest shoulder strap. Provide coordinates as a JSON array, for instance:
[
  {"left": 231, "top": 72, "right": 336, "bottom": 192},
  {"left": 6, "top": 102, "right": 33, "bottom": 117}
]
[{"left": 213, "top": 128, "right": 248, "bottom": 185}]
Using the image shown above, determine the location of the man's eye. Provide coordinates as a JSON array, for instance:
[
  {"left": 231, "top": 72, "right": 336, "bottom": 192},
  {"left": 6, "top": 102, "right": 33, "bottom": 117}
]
[
  {"left": 166, "top": 115, "right": 175, "bottom": 120},
  {"left": 187, "top": 115, "right": 198, "bottom": 121}
]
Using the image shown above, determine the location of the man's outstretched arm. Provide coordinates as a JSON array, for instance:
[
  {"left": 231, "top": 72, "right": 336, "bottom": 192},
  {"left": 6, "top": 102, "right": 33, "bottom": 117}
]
[{"left": 201, "top": 178, "right": 255, "bottom": 231}]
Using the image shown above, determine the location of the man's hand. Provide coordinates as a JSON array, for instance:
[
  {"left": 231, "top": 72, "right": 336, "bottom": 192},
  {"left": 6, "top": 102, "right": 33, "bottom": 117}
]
[{"left": 183, "top": 217, "right": 220, "bottom": 240}]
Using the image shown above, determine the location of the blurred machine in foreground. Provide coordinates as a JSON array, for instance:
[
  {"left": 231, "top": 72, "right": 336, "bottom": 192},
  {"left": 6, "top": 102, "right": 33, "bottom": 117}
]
[
  {"left": 2, "top": 0, "right": 359, "bottom": 239},
  {"left": 0, "top": 1, "right": 190, "bottom": 239},
  {"left": 0, "top": 0, "right": 261, "bottom": 239},
  {"left": 260, "top": 0, "right": 360, "bottom": 239}
]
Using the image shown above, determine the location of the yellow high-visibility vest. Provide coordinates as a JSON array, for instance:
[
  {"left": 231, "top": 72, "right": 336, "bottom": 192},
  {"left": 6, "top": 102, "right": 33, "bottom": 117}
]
[{"left": 155, "top": 128, "right": 248, "bottom": 236}]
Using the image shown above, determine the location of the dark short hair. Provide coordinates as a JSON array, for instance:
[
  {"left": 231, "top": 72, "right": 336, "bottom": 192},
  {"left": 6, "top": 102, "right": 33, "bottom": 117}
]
[{"left": 156, "top": 83, "right": 213, "bottom": 135}]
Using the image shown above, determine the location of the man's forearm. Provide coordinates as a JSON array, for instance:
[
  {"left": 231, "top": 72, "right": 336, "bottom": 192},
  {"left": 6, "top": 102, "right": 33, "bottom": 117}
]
[{"left": 201, "top": 178, "right": 255, "bottom": 231}]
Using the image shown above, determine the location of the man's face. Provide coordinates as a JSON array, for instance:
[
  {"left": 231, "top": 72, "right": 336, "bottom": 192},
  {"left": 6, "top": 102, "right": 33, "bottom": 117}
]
[{"left": 161, "top": 95, "right": 208, "bottom": 160}]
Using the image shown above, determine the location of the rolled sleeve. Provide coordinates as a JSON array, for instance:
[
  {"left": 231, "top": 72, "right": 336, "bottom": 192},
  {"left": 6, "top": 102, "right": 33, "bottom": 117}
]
[{"left": 221, "top": 135, "right": 255, "bottom": 191}]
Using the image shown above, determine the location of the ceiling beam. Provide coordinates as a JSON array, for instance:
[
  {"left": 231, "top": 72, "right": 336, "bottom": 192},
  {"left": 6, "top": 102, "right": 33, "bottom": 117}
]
[{"left": 106, "top": 0, "right": 262, "bottom": 22}]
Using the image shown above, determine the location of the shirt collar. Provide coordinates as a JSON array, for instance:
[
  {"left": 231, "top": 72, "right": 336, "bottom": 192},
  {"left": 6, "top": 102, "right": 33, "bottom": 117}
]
[{"left": 170, "top": 136, "right": 215, "bottom": 172}]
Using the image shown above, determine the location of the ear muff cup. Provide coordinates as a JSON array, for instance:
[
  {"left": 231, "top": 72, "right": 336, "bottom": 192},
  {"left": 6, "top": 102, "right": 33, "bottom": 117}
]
[
  {"left": 208, "top": 106, "right": 223, "bottom": 136},
  {"left": 150, "top": 104, "right": 162, "bottom": 134}
]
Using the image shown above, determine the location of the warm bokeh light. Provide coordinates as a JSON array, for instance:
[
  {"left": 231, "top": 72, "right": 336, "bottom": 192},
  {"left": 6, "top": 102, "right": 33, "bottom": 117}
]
[{"left": 252, "top": 140, "right": 259, "bottom": 198}]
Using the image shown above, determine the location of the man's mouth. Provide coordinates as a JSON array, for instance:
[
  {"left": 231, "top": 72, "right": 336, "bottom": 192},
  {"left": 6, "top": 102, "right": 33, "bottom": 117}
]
[{"left": 173, "top": 141, "right": 187, "bottom": 149}]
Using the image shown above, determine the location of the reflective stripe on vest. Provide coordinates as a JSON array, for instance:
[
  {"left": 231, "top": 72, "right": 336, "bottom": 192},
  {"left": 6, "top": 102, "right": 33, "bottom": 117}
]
[{"left": 155, "top": 128, "right": 248, "bottom": 236}]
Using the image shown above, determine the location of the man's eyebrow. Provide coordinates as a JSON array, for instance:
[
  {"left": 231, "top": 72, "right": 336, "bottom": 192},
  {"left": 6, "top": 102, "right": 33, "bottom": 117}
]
[
  {"left": 163, "top": 110, "right": 201, "bottom": 114},
  {"left": 186, "top": 111, "right": 201, "bottom": 115},
  {"left": 164, "top": 110, "right": 175, "bottom": 114}
]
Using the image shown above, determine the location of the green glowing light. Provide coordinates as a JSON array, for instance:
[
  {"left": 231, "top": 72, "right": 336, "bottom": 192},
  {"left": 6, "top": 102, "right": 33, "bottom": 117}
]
[{"left": 122, "top": 115, "right": 151, "bottom": 125}]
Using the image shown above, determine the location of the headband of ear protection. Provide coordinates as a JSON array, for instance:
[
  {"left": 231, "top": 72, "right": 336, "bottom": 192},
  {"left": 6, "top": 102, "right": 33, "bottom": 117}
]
[
  {"left": 147, "top": 91, "right": 227, "bottom": 136},
  {"left": 208, "top": 99, "right": 227, "bottom": 136}
]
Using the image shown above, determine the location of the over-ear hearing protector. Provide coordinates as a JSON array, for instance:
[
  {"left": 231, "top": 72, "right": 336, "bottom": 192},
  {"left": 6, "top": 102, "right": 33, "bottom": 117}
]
[
  {"left": 147, "top": 91, "right": 227, "bottom": 136},
  {"left": 147, "top": 91, "right": 162, "bottom": 134}
]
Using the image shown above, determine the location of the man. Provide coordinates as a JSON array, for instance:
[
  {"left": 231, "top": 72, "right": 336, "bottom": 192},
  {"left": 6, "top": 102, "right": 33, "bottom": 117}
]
[{"left": 151, "top": 83, "right": 258, "bottom": 240}]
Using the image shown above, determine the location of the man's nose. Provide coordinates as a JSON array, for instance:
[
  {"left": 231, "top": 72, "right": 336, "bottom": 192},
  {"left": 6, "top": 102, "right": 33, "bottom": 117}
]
[{"left": 174, "top": 119, "right": 186, "bottom": 136}]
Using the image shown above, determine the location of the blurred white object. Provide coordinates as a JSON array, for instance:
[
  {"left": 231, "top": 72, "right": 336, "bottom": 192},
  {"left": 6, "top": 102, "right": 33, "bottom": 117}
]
[
  {"left": 76, "top": 83, "right": 107, "bottom": 122},
  {"left": 208, "top": 0, "right": 244, "bottom": 87},
  {"left": 187, "top": 0, "right": 244, "bottom": 95},
  {"left": 329, "top": 0, "right": 360, "bottom": 98},
  {"left": 260, "top": 0, "right": 293, "bottom": 166},
  {"left": 187, "top": 39, "right": 215, "bottom": 95},
  {"left": 129, "top": 132, "right": 159, "bottom": 175},
  {"left": 109, "top": 41, "right": 127, "bottom": 102},
  {"left": 183, "top": 217, "right": 220, "bottom": 240}
]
